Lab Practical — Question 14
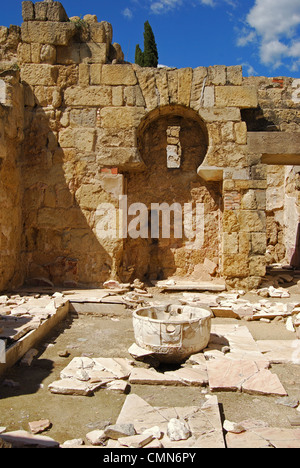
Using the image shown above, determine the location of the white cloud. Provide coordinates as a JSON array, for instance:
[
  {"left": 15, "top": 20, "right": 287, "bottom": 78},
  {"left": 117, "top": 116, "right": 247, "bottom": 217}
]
[
  {"left": 200, "top": 0, "right": 216, "bottom": 6},
  {"left": 247, "top": 0, "right": 300, "bottom": 42},
  {"left": 150, "top": 0, "right": 182, "bottom": 14},
  {"left": 149, "top": 0, "right": 235, "bottom": 14},
  {"left": 241, "top": 62, "right": 258, "bottom": 76},
  {"left": 122, "top": 7, "right": 133, "bottom": 19},
  {"left": 238, "top": 0, "right": 300, "bottom": 69},
  {"left": 237, "top": 29, "right": 256, "bottom": 47},
  {"left": 260, "top": 40, "right": 289, "bottom": 68}
]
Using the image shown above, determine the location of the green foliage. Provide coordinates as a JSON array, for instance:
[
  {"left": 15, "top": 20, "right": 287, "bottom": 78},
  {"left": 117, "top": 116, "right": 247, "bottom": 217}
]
[
  {"left": 143, "top": 21, "right": 158, "bottom": 68},
  {"left": 134, "top": 21, "right": 158, "bottom": 68},
  {"left": 135, "top": 44, "right": 144, "bottom": 67}
]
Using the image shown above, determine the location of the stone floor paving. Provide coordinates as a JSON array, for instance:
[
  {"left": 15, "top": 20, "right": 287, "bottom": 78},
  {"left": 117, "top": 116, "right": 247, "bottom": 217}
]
[{"left": 107, "top": 393, "right": 225, "bottom": 448}]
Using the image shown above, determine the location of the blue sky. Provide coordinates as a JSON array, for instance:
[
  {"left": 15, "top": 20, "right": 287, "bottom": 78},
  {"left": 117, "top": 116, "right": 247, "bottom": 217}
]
[{"left": 2, "top": 0, "right": 300, "bottom": 77}]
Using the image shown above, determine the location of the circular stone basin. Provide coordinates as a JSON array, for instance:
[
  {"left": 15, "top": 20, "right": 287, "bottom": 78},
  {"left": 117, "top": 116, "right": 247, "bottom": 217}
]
[{"left": 133, "top": 304, "right": 212, "bottom": 363}]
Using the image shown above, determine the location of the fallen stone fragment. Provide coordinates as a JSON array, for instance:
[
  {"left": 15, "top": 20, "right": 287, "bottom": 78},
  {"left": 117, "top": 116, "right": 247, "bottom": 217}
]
[
  {"left": 20, "top": 348, "right": 38, "bottom": 367},
  {"left": 144, "top": 438, "right": 164, "bottom": 448},
  {"left": 93, "top": 357, "right": 134, "bottom": 379},
  {"left": 58, "top": 350, "right": 70, "bottom": 358},
  {"left": 76, "top": 369, "right": 90, "bottom": 381},
  {"left": 29, "top": 419, "right": 52, "bottom": 435},
  {"left": 105, "top": 380, "right": 129, "bottom": 393},
  {"left": 104, "top": 424, "right": 136, "bottom": 440},
  {"left": 288, "top": 416, "right": 300, "bottom": 427},
  {"left": 128, "top": 343, "right": 155, "bottom": 360},
  {"left": 86, "top": 430, "right": 106, "bottom": 446},
  {"left": 167, "top": 418, "right": 191, "bottom": 441},
  {"left": 143, "top": 426, "right": 163, "bottom": 440},
  {"left": 275, "top": 397, "right": 299, "bottom": 408},
  {"left": 48, "top": 378, "right": 103, "bottom": 396},
  {"left": 223, "top": 420, "right": 245, "bottom": 434},
  {"left": 61, "top": 438, "right": 84, "bottom": 447},
  {"left": 0, "top": 430, "right": 59, "bottom": 448},
  {"left": 118, "top": 433, "right": 154, "bottom": 448}
]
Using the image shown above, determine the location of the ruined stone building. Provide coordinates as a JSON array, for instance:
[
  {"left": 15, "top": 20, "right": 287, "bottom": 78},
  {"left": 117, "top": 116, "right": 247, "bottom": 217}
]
[{"left": 0, "top": 1, "right": 300, "bottom": 292}]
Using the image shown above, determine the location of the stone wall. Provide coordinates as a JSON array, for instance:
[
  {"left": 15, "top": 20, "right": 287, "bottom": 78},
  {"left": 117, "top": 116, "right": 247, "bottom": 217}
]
[
  {"left": 243, "top": 77, "right": 300, "bottom": 269},
  {"left": 0, "top": 68, "right": 24, "bottom": 291},
  {"left": 0, "top": 1, "right": 299, "bottom": 290}
]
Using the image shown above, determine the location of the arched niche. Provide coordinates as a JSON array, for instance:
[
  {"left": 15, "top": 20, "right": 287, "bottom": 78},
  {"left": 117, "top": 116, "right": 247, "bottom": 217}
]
[{"left": 120, "top": 105, "right": 222, "bottom": 283}]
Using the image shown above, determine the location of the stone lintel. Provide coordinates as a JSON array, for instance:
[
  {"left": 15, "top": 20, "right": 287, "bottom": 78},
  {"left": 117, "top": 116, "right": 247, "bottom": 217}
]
[
  {"left": 247, "top": 132, "right": 300, "bottom": 165},
  {"left": 197, "top": 166, "right": 223, "bottom": 181}
]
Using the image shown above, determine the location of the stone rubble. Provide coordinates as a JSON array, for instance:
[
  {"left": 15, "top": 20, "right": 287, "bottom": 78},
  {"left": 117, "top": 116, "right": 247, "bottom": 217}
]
[
  {"left": 1, "top": 287, "right": 300, "bottom": 448},
  {"left": 167, "top": 418, "right": 191, "bottom": 441}
]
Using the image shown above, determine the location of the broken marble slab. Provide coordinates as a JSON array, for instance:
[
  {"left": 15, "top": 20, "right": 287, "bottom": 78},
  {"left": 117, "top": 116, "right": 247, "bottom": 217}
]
[
  {"left": 49, "top": 357, "right": 135, "bottom": 396},
  {"left": 129, "top": 367, "right": 183, "bottom": 386},
  {"left": 226, "top": 427, "right": 300, "bottom": 449},
  {"left": 0, "top": 430, "right": 59, "bottom": 448},
  {"left": 48, "top": 378, "right": 106, "bottom": 396},
  {"left": 256, "top": 340, "right": 300, "bottom": 364},
  {"left": 128, "top": 343, "right": 155, "bottom": 360},
  {"left": 180, "top": 293, "right": 220, "bottom": 308},
  {"left": 0, "top": 316, "right": 41, "bottom": 341},
  {"left": 207, "top": 359, "right": 287, "bottom": 396},
  {"left": 205, "top": 325, "right": 267, "bottom": 362},
  {"left": 104, "top": 380, "right": 129, "bottom": 394},
  {"left": 164, "top": 365, "right": 208, "bottom": 387},
  {"left": 153, "top": 279, "right": 226, "bottom": 292},
  {"left": 108, "top": 393, "right": 225, "bottom": 448}
]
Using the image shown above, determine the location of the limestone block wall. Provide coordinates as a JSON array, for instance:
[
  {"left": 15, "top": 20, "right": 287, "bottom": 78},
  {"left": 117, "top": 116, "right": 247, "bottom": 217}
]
[
  {"left": 243, "top": 77, "right": 300, "bottom": 269},
  {"left": 0, "top": 69, "right": 24, "bottom": 291},
  {"left": 0, "top": 1, "right": 299, "bottom": 290}
]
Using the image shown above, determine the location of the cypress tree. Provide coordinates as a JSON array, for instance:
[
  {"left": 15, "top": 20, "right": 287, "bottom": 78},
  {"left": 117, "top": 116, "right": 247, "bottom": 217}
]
[
  {"left": 135, "top": 44, "right": 144, "bottom": 67},
  {"left": 143, "top": 21, "right": 158, "bottom": 68}
]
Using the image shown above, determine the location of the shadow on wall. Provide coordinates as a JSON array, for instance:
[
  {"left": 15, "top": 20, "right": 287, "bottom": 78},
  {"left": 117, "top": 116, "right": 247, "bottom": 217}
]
[
  {"left": 20, "top": 85, "right": 119, "bottom": 288},
  {"left": 290, "top": 223, "right": 300, "bottom": 268}
]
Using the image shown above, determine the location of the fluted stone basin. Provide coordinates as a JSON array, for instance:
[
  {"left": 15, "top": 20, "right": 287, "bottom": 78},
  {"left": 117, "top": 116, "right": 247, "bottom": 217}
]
[{"left": 133, "top": 304, "right": 212, "bottom": 363}]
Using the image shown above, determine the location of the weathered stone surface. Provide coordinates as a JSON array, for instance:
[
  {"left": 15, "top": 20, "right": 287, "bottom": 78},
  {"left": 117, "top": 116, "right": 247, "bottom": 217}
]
[
  {"left": 104, "top": 424, "right": 136, "bottom": 440},
  {"left": 21, "top": 63, "right": 58, "bottom": 85},
  {"left": 102, "top": 64, "right": 137, "bottom": 86},
  {"left": 100, "top": 106, "right": 145, "bottom": 128},
  {"left": 167, "top": 418, "right": 191, "bottom": 441},
  {"left": 64, "top": 86, "right": 112, "bottom": 107},
  {"left": 28, "top": 419, "right": 51, "bottom": 435},
  {"left": 21, "top": 21, "right": 76, "bottom": 46},
  {"left": 86, "top": 429, "right": 106, "bottom": 446},
  {"left": 215, "top": 86, "right": 258, "bottom": 108},
  {"left": 22, "top": 1, "right": 35, "bottom": 21}
]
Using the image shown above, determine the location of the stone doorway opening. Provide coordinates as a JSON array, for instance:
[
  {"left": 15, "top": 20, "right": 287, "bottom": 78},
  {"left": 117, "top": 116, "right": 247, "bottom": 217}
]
[{"left": 121, "top": 106, "right": 222, "bottom": 283}]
